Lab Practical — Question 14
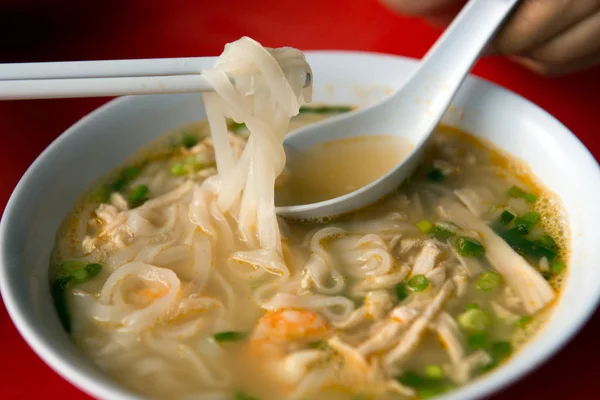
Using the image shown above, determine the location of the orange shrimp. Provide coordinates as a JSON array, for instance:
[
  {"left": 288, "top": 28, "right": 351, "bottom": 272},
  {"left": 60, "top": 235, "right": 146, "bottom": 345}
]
[
  {"left": 252, "top": 309, "right": 329, "bottom": 342},
  {"left": 247, "top": 309, "right": 330, "bottom": 357},
  {"left": 243, "top": 309, "right": 331, "bottom": 392}
]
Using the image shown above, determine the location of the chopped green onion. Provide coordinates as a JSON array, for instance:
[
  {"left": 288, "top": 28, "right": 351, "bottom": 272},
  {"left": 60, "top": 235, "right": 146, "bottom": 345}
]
[
  {"left": 507, "top": 185, "right": 537, "bottom": 203},
  {"left": 395, "top": 282, "right": 408, "bottom": 301},
  {"left": 228, "top": 121, "right": 247, "bottom": 132},
  {"left": 398, "top": 371, "right": 425, "bottom": 388},
  {"left": 542, "top": 272, "right": 552, "bottom": 281},
  {"left": 524, "top": 193, "right": 537, "bottom": 203},
  {"left": 467, "top": 332, "right": 487, "bottom": 349},
  {"left": 60, "top": 261, "right": 102, "bottom": 283},
  {"left": 550, "top": 259, "right": 566, "bottom": 274},
  {"left": 112, "top": 166, "right": 142, "bottom": 191},
  {"left": 491, "top": 341, "right": 512, "bottom": 360},
  {"left": 426, "top": 168, "right": 446, "bottom": 182},
  {"left": 509, "top": 186, "right": 537, "bottom": 202},
  {"left": 170, "top": 162, "right": 186, "bottom": 176},
  {"left": 499, "top": 210, "right": 515, "bottom": 224},
  {"left": 416, "top": 220, "right": 435, "bottom": 234},
  {"left": 407, "top": 275, "right": 430, "bottom": 292},
  {"left": 514, "top": 211, "right": 540, "bottom": 231},
  {"left": 466, "top": 302, "right": 480, "bottom": 310},
  {"left": 507, "top": 186, "right": 526, "bottom": 198},
  {"left": 499, "top": 228, "right": 557, "bottom": 261},
  {"left": 128, "top": 184, "right": 149, "bottom": 208},
  {"left": 120, "top": 166, "right": 141, "bottom": 181},
  {"left": 85, "top": 263, "right": 102, "bottom": 279},
  {"left": 91, "top": 184, "right": 111, "bottom": 204},
  {"left": 181, "top": 133, "right": 198, "bottom": 149},
  {"left": 424, "top": 364, "right": 444, "bottom": 379},
  {"left": 516, "top": 316, "right": 532, "bottom": 328},
  {"left": 418, "top": 385, "right": 454, "bottom": 399},
  {"left": 397, "top": 371, "right": 453, "bottom": 399},
  {"left": 456, "top": 237, "right": 486, "bottom": 257},
  {"left": 537, "top": 234, "right": 557, "bottom": 249},
  {"left": 478, "top": 360, "right": 498, "bottom": 375},
  {"left": 234, "top": 391, "right": 259, "bottom": 400},
  {"left": 514, "top": 224, "right": 529, "bottom": 235},
  {"left": 213, "top": 331, "right": 248, "bottom": 342},
  {"left": 475, "top": 271, "right": 503, "bottom": 292},
  {"left": 51, "top": 276, "right": 72, "bottom": 333},
  {"left": 457, "top": 309, "right": 491, "bottom": 332},
  {"left": 523, "top": 211, "right": 540, "bottom": 223},
  {"left": 433, "top": 225, "right": 453, "bottom": 241},
  {"left": 299, "top": 105, "right": 353, "bottom": 114}
]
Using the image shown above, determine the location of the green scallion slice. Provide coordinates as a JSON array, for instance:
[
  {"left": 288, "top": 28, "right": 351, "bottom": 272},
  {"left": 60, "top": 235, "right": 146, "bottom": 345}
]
[
  {"left": 516, "top": 316, "right": 532, "bottom": 328},
  {"left": 507, "top": 185, "right": 537, "bottom": 203},
  {"left": 407, "top": 275, "right": 430, "bottom": 292},
  {"left": 426, "top": 168, "right": 446, "bottom": 182},
  {"left": 467, "top": 331, "right": 487, "bottom": 349},
  {"left": 433, "top": 225, "right": 453, "bottom": 241},
  {"left": 456, "top": 237, "right": 486, "bottom": 257},
  {"left": 213, "top": 331, "right": 248, "bottom": 342},
  {"left": 128, "top": 184, "right": 149, "bottom": 208},
  {"left": 424, "top": 364, "right": 445, "bottom": 379},
  {"left": 475, "top": 271, "right": 503, "bottom": 292},
  {"left": 457, "top": 309, "right": 491, "bottom": 332},
  {"left": 416, "top": 220, "right": 435, "bottom": 234},
  {"left": 499, "top": 210, "right": 515, "bottom": 224},
  {"left": 181, "top": 133, "right": 198, "bottom": 149},
  {"left": 550, "top": 259, "right": 566, "bottom": 274},
  {"left": 491, "top": 341, "right": 512, "bottom": 360},
  {"left": 395, "top": 282, "right": 408, "bottom": 301}
]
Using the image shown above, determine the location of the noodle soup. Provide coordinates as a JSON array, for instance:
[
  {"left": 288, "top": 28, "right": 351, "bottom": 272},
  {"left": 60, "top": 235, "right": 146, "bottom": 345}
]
[
  {"left": 50, "top": 111, "right": 567, "bottom": 400},
  {"left": 48, "top": 38, "right": 568, "bottom": 400}
]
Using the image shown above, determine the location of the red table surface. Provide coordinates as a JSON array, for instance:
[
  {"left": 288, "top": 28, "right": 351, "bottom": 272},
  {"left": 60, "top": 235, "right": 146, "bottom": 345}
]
[{"left": 1, "top": 1, "right": 599, "bottom": 399}]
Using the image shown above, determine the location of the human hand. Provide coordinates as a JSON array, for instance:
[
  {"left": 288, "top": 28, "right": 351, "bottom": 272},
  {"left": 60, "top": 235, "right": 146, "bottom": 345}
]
[{"left": 381, "top": 0, "right": 600, "bottom": 76}]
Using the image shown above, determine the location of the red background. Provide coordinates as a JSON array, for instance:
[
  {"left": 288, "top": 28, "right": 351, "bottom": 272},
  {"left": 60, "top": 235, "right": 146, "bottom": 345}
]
[{"left": 0, "top": 0, "right": 598, "bottom": 399}]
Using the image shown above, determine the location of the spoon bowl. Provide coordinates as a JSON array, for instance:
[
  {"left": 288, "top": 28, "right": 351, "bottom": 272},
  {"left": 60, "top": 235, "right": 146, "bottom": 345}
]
[{"left": 277, "top": 0, "right": 519, "bottom": 219}]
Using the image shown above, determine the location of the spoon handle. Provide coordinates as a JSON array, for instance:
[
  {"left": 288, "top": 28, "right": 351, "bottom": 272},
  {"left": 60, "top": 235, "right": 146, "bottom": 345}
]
[{"left": 403, "top": 0, "right": 519, "bottom": 133}]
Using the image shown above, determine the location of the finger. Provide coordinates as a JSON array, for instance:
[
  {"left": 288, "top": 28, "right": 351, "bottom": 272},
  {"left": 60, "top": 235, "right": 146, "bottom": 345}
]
[
  {"left": 494, "top": 0, "right": 600, "bottom": 55},
  {"left": 380, "top": 0, "right": 464, "bottom": 16},
  {"left": 510, "top": 51, "right": 600, "bottom": 76},
  {"left": 529, "top": 8, "right": 600, "bottom": 64}
]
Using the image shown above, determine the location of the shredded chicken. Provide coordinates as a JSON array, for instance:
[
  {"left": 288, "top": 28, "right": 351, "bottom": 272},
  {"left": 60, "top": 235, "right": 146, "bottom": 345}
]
[
  {"left": 425, "top": 265, "right": 446, "bottom": 288},
  {"left": 327, "top": 336, "right": 415, "bottom": 397},
  {"left": 438, "top": 201, "right": 554, "bottom": 313},
  {"left": 110, "top": 192, "right": 129, "bottom": 211},
  {"left": 383, "top": 281, "right": 455, "bottom": 372},
  {"left": 449, "top": 350, "right": 492, "bottom": 384},
  {"left": 351, "top": 264, "right": 411, "bottom": 294},
  {"left": 410, "top": 242, "right": 440, "bottom": 277},
  {"left": 454, "top": 188, "right": 490, "bottom": 217},
  {"left": 333, "top": 290, "right": 394, "bottom": 329},
  {"left": 491, "top": 301, "right": 520, "bottom": 324},
  {"left": 281, "top": 349, "right": 327, "bottom": 384},
  {"left": 358, "top": 306, "right": 419, "bottom": 356},
  {"left": 433, "top": 312, "right": 465, "bottom": 365}
]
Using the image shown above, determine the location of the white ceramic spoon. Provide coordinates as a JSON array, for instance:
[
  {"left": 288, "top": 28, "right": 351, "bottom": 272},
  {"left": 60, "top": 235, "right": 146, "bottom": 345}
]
[{"left": 277, "top": 0, "right": 520, "bottom": 219}]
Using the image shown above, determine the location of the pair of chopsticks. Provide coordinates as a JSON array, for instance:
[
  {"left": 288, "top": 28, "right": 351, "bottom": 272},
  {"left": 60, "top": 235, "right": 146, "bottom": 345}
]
[{"left": 0, "top": 57, "right": 219, "bottom": 100}]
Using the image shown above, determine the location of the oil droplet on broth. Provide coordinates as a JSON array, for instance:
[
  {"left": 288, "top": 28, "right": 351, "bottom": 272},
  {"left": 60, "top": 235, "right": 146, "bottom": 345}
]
[{"left": 275, "top": 135, "right": 413, "bottom": 207}]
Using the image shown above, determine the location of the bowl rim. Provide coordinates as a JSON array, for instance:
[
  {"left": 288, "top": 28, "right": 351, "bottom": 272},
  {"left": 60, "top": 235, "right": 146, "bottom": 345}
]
[{"left": 2, "top": 49, "right": 600, "bottom": 400}]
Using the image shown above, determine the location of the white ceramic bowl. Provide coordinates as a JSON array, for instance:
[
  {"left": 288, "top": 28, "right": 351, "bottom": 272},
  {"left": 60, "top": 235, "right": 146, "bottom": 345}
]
[{"left": 2, "top": 51, "right": 600, "bottom": 400}]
